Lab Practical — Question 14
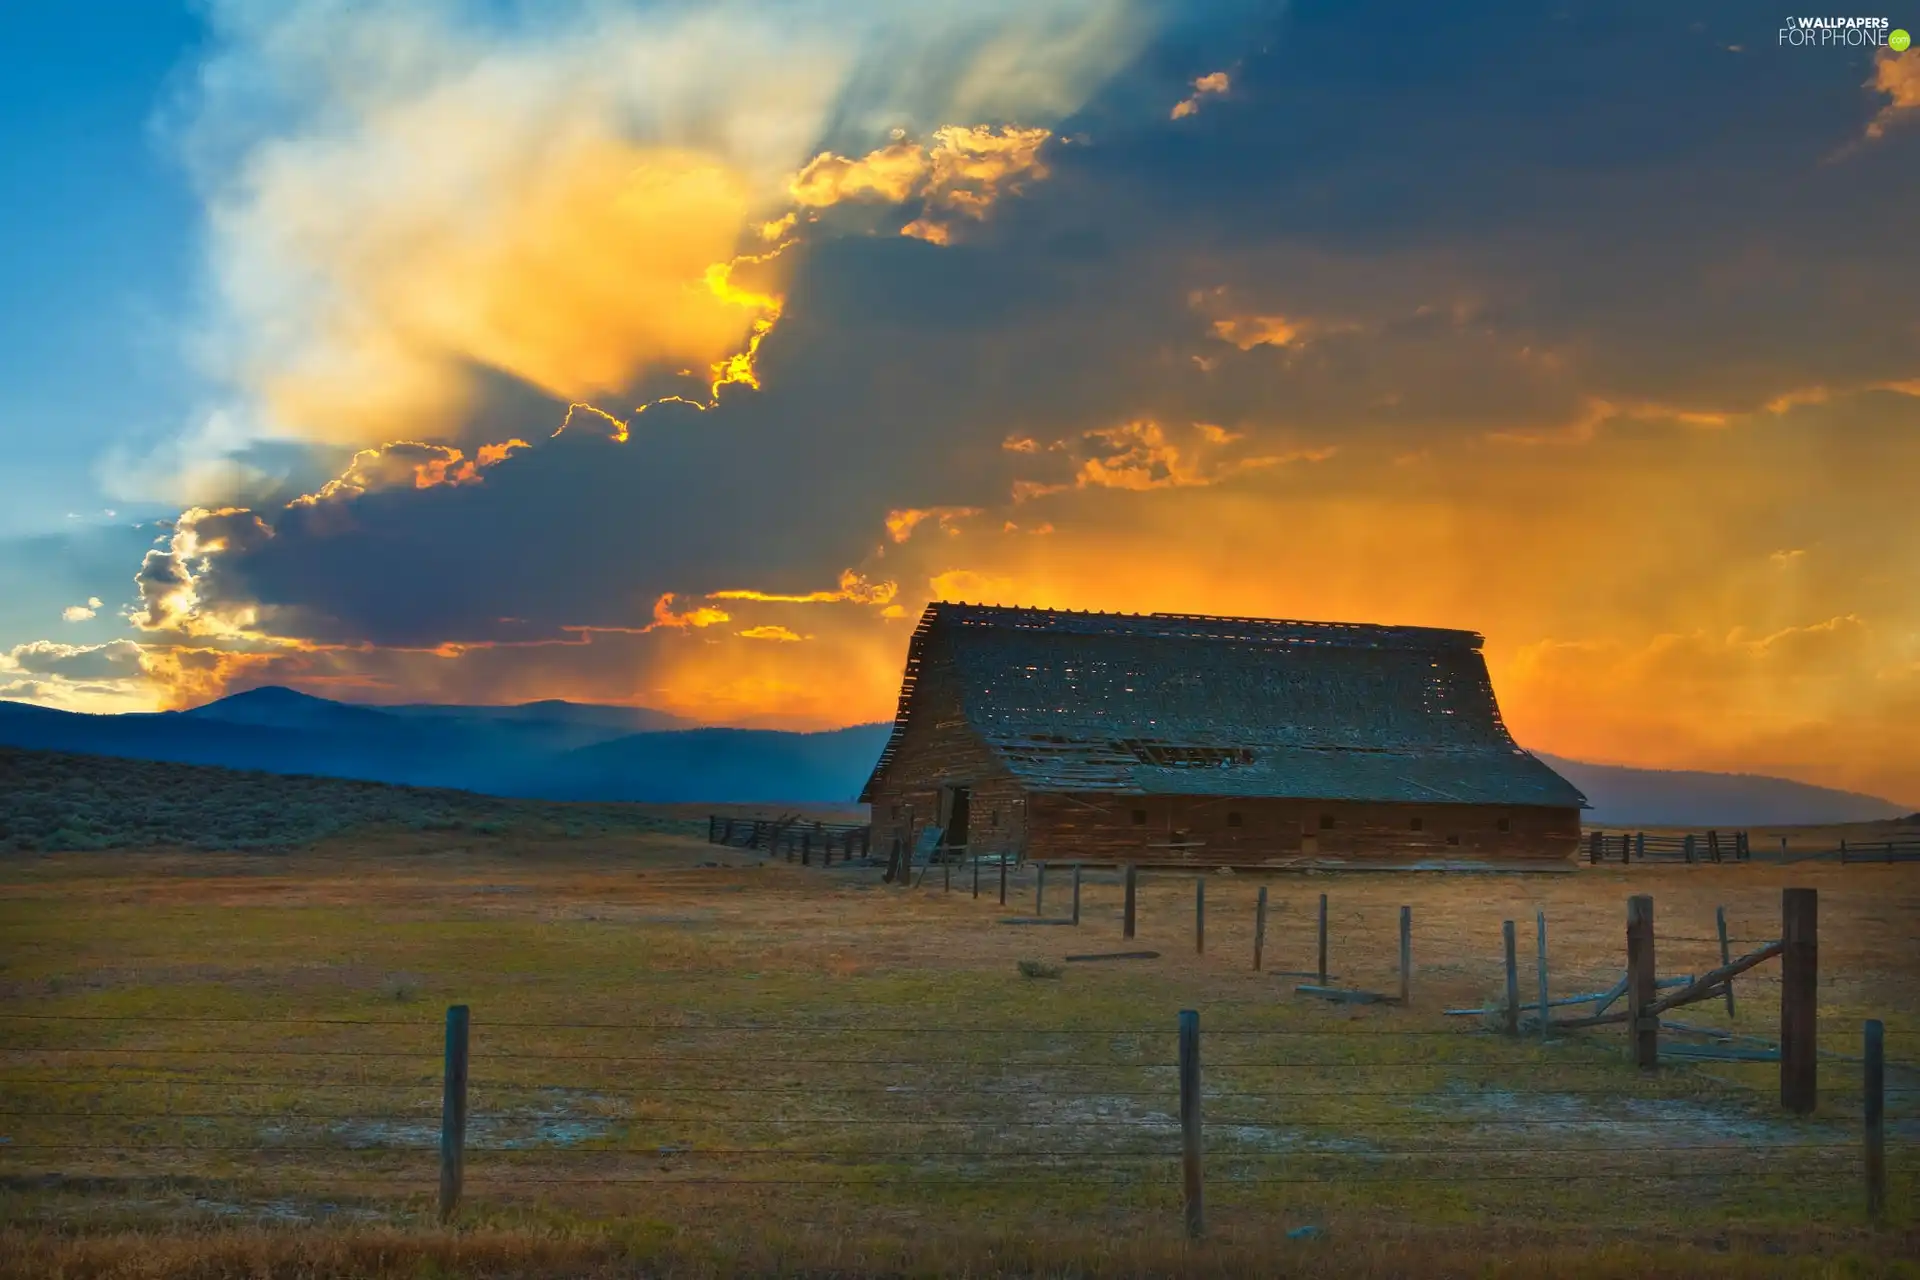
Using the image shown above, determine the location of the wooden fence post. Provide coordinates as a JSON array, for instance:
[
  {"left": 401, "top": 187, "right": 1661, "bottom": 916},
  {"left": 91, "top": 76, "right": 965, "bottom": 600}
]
[
  {"left": 972, "top": 855, "right": 980, "bottom": 899},
  {"left": 1621, "top": 832, "right": 1632, "bottom": 865},
  {"left": 1716, "top": 906, "right": 1736, "bottom": 1017},
  {"left": 1195, "top": 877, "right": 1205, "bottom": 955},
  {"left": 1781, "top": 887, "right": 1818, "bottom": 1114},
  {"left": 707, "top": 814, "right": 717, "bottom": 844},
  {"left": 998, "top": 854, "right": 1008, "bottom": 906},
  {"left": 1589, "top": 831, "right": 1601, "bottom": 864},
  {"left": 942, "top": 855, "right": 949, "bottom": 891},
  {"left": 801, "top": 832, "right": 812, "bottom": 866},
  {"left": 1398, "top": 905, "right": 1411, "bottom": 1004},
  {"left": 1865, "top": 1018, "right": 1885, "bottom": 1220},
  {"left": 1123, "top": 865, "right": 1138, "bottom": 939},
  {"left": 439, "top": 1004, "right": 470, "bottom": 1225},
  {"left": 1536, "top": 910, "right": 1550, "bottom": 1041},
  {"left": 1502, "top": 920, "right": 1519, "bottom": 1036},
  {"left": 1635, "top": 832, "right": 1645, "bottom": 862},
  {"left": 1683, "top": 834, "right": 1695, "bottom": 864},
  {"left": 1316, "top": 893, "right": 1329, "bottom": 985},
  {"left": 1036, "top": 862, "right": 1046, "bottom": 916},
  {"left": 1254, "top": 887, "right": 1269, "bottom": 972},
  {"left": 1071, "top": 864, "right": 1082, "bottom": 925},
  {"left": 1178, "top": 1008, "right": 1204, "bottom": 1240},
  {"left": 1707, "top": 829, "right": 1721, "bottom": 864},
  {"left": 1627, "top": 894, "right": 1657, "bottom": 1069}
]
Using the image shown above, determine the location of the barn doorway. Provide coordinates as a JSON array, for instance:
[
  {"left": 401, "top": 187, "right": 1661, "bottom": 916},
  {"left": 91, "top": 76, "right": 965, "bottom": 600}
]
[{"left": 942, "top": 785, "right": 972, "bottom": 858}]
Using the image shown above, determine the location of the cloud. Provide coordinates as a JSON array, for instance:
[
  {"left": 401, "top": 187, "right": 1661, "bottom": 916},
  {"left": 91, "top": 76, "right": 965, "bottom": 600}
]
[
  {"left": 885, "top": 506, "right": 982, "bottom": 542},
  {"left": 737, "top": 624, "right": 806, "bottom": 641},
  {"left": 1170, "top": 69, "right": 1230, "bottom": 119},
  {"left": 1866, "top": 46, "right": 1920, "bottom": 138},
  {"left": 3, "top": 639, "right": 147, "bottom": 681},
  {"left": 61, "top": 597, "right": 104, "bottom": 623},
  {"left": 647, "top": 593, "right": 732, "bottom": 631}
]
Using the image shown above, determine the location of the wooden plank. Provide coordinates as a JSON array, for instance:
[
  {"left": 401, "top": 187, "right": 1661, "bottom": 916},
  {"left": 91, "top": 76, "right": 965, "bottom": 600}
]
[
  {"left": 1627, "top": 894, "right": 1656, "bottom": 1068},
  {"left": 1179, "top": 1009, "right": 1203, "bottom": 1240},
  {"left": 1194, "top": 877, "right": 1205, "bottom": 955},
  {"left": 1716, "top": 906, "right": 1736, "bottom": 1018},
  {"left": 1123, "top": 865, "right": 1138, "bottom": 940},
  {"left": 439, "top": 1004, "right": 470, "bottom": 1225},
  {"left": 1065, "top": 950, "right": 1160, "bottom": 962},
  {"left": 1536, "top": 910, "right": 1550, "bottom": 1041},
  {"left": 1502, "top": 920, "right": 1519, "bottom": 1036},
  {"left": 1781, "top": 887, "right": 1818, "bottom": 1114},
  {"left": 1254, "top": 886, "right": 1268, "bottom": 972},
  {"left": 1647, "top": 942, "right": 1782, "bottom": 1015},
  {"left": 1317, "top": 893, "right": 1329, "bottom": 985}
]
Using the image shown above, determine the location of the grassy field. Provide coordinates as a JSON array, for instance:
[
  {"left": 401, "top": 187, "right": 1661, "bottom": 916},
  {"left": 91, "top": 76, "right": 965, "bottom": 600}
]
[{"left": 2, "top": 764, "right": 1917, "bottom": 1275}]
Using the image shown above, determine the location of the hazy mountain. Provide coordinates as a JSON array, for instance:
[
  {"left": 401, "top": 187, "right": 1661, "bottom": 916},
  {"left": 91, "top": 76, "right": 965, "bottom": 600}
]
[
  {"left": 2, "top": 689, "right": 1911, "bottom": 820},
  {"left": 1534, "top": 753, "right": 1911, "bottom": 827},
  {"left": 0, "top": 689, "right": 886, "bottom": 804}
]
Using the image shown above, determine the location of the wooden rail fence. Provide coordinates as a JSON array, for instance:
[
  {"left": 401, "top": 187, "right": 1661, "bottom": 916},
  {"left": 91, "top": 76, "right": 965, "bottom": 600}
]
[{"left": 706, "top": 814, "right": 871, "bottom": 865}]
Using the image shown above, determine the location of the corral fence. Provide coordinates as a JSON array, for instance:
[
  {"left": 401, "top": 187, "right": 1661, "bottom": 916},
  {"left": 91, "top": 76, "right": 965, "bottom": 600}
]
[
  {"left": 2, "top": 888, "right": 1910, "bottom": 1237},
  {"left": 1585, "top": 828, "right": 1920, "bottom": 867},
  {"left": 706, "top": 814, "right": 871, "bottom": 864},
  {"left": 1584, "top": 828, "right": 1752, "bottom": 865}
]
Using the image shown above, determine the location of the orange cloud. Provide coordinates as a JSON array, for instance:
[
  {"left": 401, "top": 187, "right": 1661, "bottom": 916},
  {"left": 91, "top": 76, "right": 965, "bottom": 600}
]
[
  {"left": 1866, "top": 46, "right": 1920, "bottom": 138},
  {"left": 737, "top": 625, "right": 806, "bottom": 642},
  {"left": 1069, "top": 420, "right": 1333, "bottom": 491},
  {"left": 646, "top": 593, "right": 732, "bottom": 631},
  {"left": 789, "top": 125, "right": 1054, "bottom": 244},
  {"left": 710, "top": 569, "right": 898, "bottom": 606},
  {"left": 884, "top": 506, "right": 982, "bottom": 542},
  {"left": 1171, "top": 70, "right": 1230, "bottom": 119}
]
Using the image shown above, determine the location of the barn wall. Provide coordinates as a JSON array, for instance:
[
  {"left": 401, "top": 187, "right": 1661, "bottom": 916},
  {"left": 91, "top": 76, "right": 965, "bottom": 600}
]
[
  {"left": 864, "top": 646, "right": 1028, "bottom": 861},
  {"left": 1026, "top": 794, "right": 1581, "bottom": 867}
]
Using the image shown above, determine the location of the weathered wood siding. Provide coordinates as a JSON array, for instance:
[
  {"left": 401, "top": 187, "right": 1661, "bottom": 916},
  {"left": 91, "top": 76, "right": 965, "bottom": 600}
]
[
  {"left": 864, "top": 645, "right": 1028, "bottom": 861},
  {"left": 1027, "top": 793, "right": 1580, "bottom": 868}
]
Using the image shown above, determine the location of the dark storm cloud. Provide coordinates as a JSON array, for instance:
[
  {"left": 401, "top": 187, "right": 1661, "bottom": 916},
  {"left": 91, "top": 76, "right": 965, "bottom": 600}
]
[{"left": 140, "top": 0, "right": 1920, "bottom": 670}]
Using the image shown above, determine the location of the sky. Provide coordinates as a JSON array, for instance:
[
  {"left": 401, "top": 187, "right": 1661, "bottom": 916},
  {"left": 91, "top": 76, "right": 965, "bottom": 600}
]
[{"left": 2, "top": 0, "right": 1918, "bottom": 804}]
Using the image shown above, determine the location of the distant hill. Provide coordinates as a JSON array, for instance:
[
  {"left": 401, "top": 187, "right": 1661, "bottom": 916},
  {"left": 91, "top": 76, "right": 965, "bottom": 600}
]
[
  {"left": 1534, "top": 753, "right": 1911, "bottom": 827},
  {"left": 0, "top": 689, "right": 885, "bottom": 804},
  {"left": 1, "top": 689, "right": 1910, "bottom": 820}
]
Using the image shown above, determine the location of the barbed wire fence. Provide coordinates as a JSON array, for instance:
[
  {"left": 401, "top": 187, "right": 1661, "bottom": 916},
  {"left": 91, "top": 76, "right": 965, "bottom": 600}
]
[{"left": 3, "top": 1002, "right": 1908, "bottom": 1237}]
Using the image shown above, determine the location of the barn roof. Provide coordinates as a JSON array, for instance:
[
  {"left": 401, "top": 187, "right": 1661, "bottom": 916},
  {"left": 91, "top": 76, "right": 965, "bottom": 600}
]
[{"left": 859, "top": 603, "right": 1585, "bottom": 808}]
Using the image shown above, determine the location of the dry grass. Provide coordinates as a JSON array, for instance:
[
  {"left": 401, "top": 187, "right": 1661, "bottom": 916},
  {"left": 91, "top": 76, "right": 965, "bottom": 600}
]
[{"left": 3, "top": 828, "right": 1916, "bottom": 1275}]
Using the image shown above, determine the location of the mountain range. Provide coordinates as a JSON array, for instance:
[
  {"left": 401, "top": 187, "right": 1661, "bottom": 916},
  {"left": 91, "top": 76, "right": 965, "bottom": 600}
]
[{"left": 0, "top": 687, "right": 1910, "bottom": 823}]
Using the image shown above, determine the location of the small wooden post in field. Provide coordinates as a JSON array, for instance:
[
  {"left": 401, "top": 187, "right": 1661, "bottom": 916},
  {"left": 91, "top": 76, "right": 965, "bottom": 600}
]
[
  {"left": 801, "top": 832, "right": 812, "bottom": 866},
  {"left": 1536, "top": 910, "right": 1550, "bottom": 1041},
  {"left": 1254, "top": 887, "right": 1269, "bottom": 971},
  {"left": 1035, "top": 862, "right": 1047, "bottom": 916},
  {"left": 1316, "top": 893, "right": 1329, "bottom": 985},
  {"left": 1683, "top": 834, "right": 1696, "bottom": 864},
  {"left": 1398, "top": 905, "right": 1411, "bottom": 1004},
  {"left": 942, "top": 855, "right": 949, "bottom": 891},
  {"left": 1627, "top": 894, "right": 1657, "bottom": 1069},
  {"left": 1708, "top": 829, "right": 1722, "bottom": 863},
  {"left": 1178, "top": 1008, "right": 1204, "bottom": 1239},
  {"left": 1781, "top": 887, "right": 1818, "bottom": 1114},
  {"left": 1071, "top": 864, "right": 1082, "bottom": 925},
  {"left": 707, "top": 814, "right": 716, "bottom": 843},
  {"left": 1716, "top": 906, "right": 1736, "bottom": 1017},
  {"left": 1502, "top": 920, "right": 1519, "bottom": 1036},
  {"left": 1123, "top": 865, "right": 1138, "bottom": 940},
  {"left": 1621, "top": 832, "right": 1631, "bottom": 865},
  {"left": 972, "top": 855, "right": 980, "bottom": 899},
  {"left": 1195, "top": 877, "right": 1205, "bottom": 954},
  {"left": 1589, "top": 830, "right": 1601, "bottom": 864},
  {"left": 439, "top": 1004, "right": 470, "bottom": 1225},
  {"left": 1635, "top": 832, "right": 1645, "bottom": 861},
  {"left": 1865, "top": 1018, "right": 1885, "bottom": 1220},
  {"left": 999, "top": 854, "right": 1008, "bottom": 906}
]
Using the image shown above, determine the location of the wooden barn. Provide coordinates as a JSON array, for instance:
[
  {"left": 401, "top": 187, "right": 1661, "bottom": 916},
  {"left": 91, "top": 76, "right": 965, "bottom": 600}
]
[{"left": 859, "top": 603, "right": 1587, "bottom": 870}]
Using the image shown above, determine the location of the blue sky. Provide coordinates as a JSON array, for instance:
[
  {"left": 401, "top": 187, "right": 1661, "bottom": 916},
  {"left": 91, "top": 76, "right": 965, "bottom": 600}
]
[
  {"left": 1, "top": 1, "right": 1917, "bottom": 803},
  {"left": 0, "top": 3, "right": 205, "bottom": 538}
]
